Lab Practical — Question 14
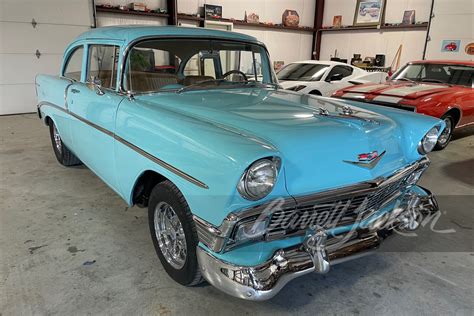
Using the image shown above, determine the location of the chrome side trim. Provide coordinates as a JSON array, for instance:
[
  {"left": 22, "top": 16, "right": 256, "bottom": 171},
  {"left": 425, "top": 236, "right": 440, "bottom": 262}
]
[
  {"left": 457, "top": 121, "right": 474, "bottom": 128},
  {"left": 114, "top": 134, "right": 208, "bottom": 189},
  {"left": 193, "top": 157, "right": 430, "bottom": 253},
  {"left": 37, "top": 102, "right": 208, "bottom": 189}
]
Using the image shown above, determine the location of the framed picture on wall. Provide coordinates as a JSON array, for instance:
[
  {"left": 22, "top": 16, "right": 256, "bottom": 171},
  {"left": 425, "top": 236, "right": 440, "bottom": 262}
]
[
  {"left": 402, "top": 10, "right": 416, "bottom": 24},
  {"left": 353, "top": 0, "right": 386, "bottom": 26},
  {"left": 333, "top": 15, "right": 342, "bottom": 28}
]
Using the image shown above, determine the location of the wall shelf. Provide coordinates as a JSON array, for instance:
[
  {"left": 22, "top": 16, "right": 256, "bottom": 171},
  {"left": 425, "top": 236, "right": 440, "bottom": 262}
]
[
  {"left": 177, "top": 14, "right": 204, "bottom": 22},
  {"left": 177, "top": 14, "right": 316, "bottom": 33},
  {"left": 318, "top": 23, "right": 428, "bottom": 33},
  {"left": 95, "top": 6, "right": 169, "bottom": 18}
]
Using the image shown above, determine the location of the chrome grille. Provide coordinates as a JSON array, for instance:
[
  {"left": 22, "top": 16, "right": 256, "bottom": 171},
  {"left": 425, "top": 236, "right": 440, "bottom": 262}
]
[{"left": 266, "top": 174, "right": 410, "bottom": 239}]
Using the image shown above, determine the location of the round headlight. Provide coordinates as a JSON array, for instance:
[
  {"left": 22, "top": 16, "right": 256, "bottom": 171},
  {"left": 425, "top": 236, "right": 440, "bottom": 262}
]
[
  {"left": 418, "top": 127, "right": 439, "bottom": 155},
  {"left": 237, "top": 158, "right": 280, "bottom": 201}
]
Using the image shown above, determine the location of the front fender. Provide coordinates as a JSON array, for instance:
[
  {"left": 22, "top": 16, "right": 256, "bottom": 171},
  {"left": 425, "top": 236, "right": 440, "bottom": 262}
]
[{"left": 115, "top": 99, "right": 288, "bottom": 225}]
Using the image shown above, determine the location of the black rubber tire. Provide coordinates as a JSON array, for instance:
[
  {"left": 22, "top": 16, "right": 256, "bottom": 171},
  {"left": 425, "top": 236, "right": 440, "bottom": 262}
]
[
  {"left": 434, "top": 114, "right": 454, "bottom": 151},
  {"left": 148, "top": 180, "right": 203, "bottom": 286},
  {"left": 309, "top": 90, "right": 322, "bottom": 96},
  {"left": 48, "top": 121, "right": 82, "bottom": 166}
]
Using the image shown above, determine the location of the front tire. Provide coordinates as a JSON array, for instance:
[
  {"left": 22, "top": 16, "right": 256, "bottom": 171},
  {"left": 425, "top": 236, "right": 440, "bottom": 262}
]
[
  {"left": 435, "top": 114, "right": 454, "bottom": 150},
  {"left": 48, "top": 121, "right": 82, "bottom": 166},
  {"left": 148, "top": 180, "right": 202, "bottom": 286}
]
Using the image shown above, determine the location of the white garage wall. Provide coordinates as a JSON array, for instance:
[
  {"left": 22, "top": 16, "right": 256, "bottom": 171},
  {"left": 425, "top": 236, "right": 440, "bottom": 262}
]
[
  {"left": 178, "top": 0, "right": 316, "bottom": 64},
  {"left": 425, "top": 0, "right": 473, "bottom": 60},
  {"left": 0, "top": 0, "right": 93, "bottom": 115},
  {"left": 94, "top": 1, "right": 315, "bottom": 66},
  {"left": 95, "top": 0, "right": 167, "bottom": 26},
  {"left": 319, "top": 0, "right": 432, "bottom": 68}
]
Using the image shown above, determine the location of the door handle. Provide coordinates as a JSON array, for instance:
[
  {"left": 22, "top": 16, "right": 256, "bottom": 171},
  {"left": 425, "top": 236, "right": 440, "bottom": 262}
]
[{"left": 71, "top": 88, "right": 80, "bottom": 94}]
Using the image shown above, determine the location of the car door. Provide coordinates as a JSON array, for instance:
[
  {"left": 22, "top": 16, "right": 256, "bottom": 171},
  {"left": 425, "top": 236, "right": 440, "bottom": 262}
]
[
  {"left": 51, "top": 45, "right": 86, "bottom": 147},
  {"left": 66, "top": 43, "right": 124, "bottom": 192},
  {"left": 322, "top": 65, "right": 355, "bottom": 95}
]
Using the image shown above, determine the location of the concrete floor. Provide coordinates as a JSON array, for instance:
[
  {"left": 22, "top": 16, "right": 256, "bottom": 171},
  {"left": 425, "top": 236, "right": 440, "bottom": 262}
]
[{"left": 1, "top": 114, "right": 473, "bottom": 315}]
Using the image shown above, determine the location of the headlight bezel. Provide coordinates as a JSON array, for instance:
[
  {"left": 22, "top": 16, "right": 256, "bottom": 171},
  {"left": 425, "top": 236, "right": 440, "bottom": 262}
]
[
  {"left": 417, "top": 127, "right": 439, "bottom": 155},
  {"left": 237, "top": 157, "right": 281, "bottom": 201}
]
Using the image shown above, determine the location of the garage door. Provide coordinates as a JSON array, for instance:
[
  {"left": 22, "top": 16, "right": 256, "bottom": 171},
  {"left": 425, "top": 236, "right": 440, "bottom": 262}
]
[{"left": 0, "top": 0, "right": 93, "bottom": 115}]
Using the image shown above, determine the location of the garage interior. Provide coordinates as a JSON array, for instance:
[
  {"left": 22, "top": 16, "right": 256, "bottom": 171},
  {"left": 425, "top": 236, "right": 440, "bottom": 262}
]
[{"left": 1, "top": 0, "right": 473, "bottom": 315}]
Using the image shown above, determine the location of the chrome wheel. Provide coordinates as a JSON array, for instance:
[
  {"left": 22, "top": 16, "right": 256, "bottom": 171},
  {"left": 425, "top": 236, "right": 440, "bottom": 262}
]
[
  {"left": 154, "top": 202, "right": 187, "bottom": 269},
  {"left": 438, "top": 117, "right": 452, "bottom": 145},
  {"left": 53, "top": 125, "right": 62, "bottom": 154}
]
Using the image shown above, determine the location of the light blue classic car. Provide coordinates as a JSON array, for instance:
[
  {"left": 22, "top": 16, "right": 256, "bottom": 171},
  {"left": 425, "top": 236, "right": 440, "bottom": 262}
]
[{"left": 36, "top": 26, "right": 443, "bottom": 300}]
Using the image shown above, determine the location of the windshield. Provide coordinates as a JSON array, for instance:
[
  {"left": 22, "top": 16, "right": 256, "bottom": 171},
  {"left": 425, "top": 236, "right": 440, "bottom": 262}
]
[
  {"left": 276, "top": 63, "right": 329, "bottom": 81},
  {"left": 123, "top": 39, "right": 274, "bottom": 93},
  {"left": 391, "top": 63, "right": 473, "bottom": 87}
]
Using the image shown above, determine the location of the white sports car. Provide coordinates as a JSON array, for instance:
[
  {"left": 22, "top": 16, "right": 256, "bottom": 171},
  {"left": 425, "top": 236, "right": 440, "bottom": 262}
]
[{"left": 277, "top": 60, "right": 386, "bottom": 96}]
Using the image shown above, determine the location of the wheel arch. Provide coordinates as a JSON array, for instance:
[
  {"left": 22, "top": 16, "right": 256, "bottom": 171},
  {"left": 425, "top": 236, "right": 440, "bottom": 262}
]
[
  {"left": 43, "top": 115, "right": 53, "bottom": 126},
  {"left": 309, "top": 89, "right": 322, "bottom": 96},
  {"left": 443, "top": 106, "right": 462, "bottom": 127},
  {"left": 131, "top": 170, "right": 169, "bottom": 208}
]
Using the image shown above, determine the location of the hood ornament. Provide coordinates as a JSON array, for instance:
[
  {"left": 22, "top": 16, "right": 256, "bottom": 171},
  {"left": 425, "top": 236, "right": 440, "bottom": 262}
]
[{"left": 343, "top": 150, "right": 386, "bottom": 169}]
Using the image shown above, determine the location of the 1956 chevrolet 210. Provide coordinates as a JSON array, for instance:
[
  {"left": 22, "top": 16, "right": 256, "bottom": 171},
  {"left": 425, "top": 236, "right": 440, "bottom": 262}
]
[{"left": 36, "top": 26, "right": 443, "bottom": 300}]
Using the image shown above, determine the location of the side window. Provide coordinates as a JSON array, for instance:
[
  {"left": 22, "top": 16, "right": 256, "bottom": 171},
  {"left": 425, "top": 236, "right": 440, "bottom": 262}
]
[
  {"left": 63, "top": 46, "right": 84, "bottom": 81},
  {"left": 203, "top": 58, "right": 216, "bottom": 78},
  {"left": 183, "top": 54, "right": 216, "bottom": 78},
  {"left": 87, "top": 45, "right": 119, "bottom": 89},
  {"left": 327, "top": 66, "right": 353, "bottom": 79}
]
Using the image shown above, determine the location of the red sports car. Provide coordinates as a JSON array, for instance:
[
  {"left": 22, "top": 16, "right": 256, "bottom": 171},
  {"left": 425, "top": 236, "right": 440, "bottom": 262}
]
[{"left": 333, "top": 60, "right": 474, "bottom": 149}]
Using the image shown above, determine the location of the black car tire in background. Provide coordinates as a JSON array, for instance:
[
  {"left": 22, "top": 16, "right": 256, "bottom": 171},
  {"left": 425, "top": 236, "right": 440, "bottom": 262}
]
[{"left": 435, "top": 114, "right": 455, "bottom": 150}]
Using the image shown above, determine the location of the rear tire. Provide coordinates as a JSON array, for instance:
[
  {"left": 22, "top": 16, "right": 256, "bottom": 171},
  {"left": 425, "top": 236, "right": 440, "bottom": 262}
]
[
  {"left": 148, "top": 180, "right": 203, "bottom": 286},
  {"left": 48, "top": 121, "right": 82, "bottom": 166},
  {"left": 435, "top": 114, "right": 454, "bottom": 150}
]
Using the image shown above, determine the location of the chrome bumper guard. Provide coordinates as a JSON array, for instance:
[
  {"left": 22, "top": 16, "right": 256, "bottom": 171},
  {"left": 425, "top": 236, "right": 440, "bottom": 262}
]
[{"left": 197, "top": 188, "right": 438, "bottom": 301}]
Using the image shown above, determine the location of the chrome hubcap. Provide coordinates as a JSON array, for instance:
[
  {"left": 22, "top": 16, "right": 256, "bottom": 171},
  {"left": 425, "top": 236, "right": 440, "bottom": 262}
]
[
  {"left": 438, "top": 118, "right": 452, "bottom": 144},
  {"left": 53, "top": 125, "right": 62, "bottom": 153},
  {"left": 154, "top": 202, "right": 187, "bottom": 269}
]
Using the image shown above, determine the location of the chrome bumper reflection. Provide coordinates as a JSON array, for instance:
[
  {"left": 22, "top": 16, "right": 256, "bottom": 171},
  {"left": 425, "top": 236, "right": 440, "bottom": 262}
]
[{"left": 197, "top": 187, "right": 438, "bottom": 301}]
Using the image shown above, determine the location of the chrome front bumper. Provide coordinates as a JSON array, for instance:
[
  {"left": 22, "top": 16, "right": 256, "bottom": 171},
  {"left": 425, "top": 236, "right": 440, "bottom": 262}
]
[{"left": 197, "top": 187, "right": 438, "bottom": 301}]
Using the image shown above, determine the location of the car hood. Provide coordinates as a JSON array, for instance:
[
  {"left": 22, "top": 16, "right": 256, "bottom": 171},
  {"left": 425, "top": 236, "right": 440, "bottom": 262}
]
[
  {"left": 136, "top": 88, "right": 433, "bottom": 196},
  {"left": 340, "top": 82, "right": 453, "bottom": 100}
]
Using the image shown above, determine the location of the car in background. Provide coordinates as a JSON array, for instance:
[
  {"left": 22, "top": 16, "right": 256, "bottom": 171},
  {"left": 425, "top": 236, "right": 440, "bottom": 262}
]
[
  {"left": 277, "top": 60, "right": 386, "bottom": 96},
  {"left": 333, "top": 60, "right": 474, "bottom": 150}
]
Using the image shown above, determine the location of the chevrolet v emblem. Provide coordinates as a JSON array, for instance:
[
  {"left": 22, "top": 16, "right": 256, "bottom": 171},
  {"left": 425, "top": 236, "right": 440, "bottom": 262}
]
[{"left": 343, "top": 150, "right": 386, "bottom": 169}]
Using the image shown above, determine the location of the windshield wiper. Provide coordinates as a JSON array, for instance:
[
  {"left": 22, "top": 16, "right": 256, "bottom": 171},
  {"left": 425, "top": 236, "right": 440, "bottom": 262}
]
[
  {"left": 396, "top": 77, "right": 417, "bottom": 84},
  {"left": 244, "top": 81, "right": 279, "bottom": 89},
  {"left": 176, "top": 79, "right": 228, "bottom": 94}
]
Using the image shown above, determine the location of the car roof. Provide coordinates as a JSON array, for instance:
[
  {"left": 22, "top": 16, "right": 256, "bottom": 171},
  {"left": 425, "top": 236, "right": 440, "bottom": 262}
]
[
  {"left": 71, "top": 25, "right": 261, "bottom": 46},
  {"left": 410, "top": 60, "right": 474, "bottom": 66}
]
